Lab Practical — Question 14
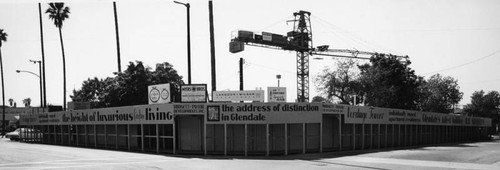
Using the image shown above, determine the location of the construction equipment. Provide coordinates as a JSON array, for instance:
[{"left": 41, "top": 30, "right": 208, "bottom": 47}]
[{"left": 229, "top": 10, "right": 408, "bottom": 102}]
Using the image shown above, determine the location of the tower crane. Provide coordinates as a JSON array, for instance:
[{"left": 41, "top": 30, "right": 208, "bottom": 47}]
[{"left": 229, "top": 10, "right": 408, "bottom": 102}]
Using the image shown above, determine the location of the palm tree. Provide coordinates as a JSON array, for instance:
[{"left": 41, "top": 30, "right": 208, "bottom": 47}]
[
  {"left": 0, "top": 29, "right": 7, "bottom": 136},
  {"left": 46, "top": 3, "right": 70, "bottom": 110},
  {"left": 23, "top": 98, "right": 32, "bottom": 107}
]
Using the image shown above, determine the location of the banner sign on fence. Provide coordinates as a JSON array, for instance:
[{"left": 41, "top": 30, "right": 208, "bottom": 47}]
[
  {"left": 20, "top": 105, "right": 174, "bottom": 125},
  {"left": 267, "top": 87, "right": 286, "bottom": 102},
  {"left": 206, "top": 103, "right": 322, "bottom": 124},
  {"left": 181, "top": 84, "right": 207, "bottom": 103},
  {"left": 213, "top": 90, "right": 265, "bottom": 102},
  {"left": 337, "top": 104, "right": 491, "bottom": 127},
  {"left": 148, "top": 83, "right": 171, "bottom": 104},
  {"left": 20, "top": 103, "right": 491, "bottom": 127}
]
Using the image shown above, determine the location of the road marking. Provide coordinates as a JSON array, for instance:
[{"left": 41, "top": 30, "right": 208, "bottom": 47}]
[
  {"left": 327, "top": 156, "right": 500, "bottom": 170},
  {"left": 4, "top": 159, "right": 180, "bottom": 170},
  {"left": 0, "top": 156, "right": 168, "bottom": 167}
]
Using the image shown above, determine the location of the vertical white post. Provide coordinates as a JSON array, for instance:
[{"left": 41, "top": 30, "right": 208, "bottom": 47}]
[
  {"left": 76, "top": 125, "right": 79, "bottom": 147},
  {"left": 104, "top": 124, "right": 107, "bottom": 148},
  {"left": 141, "top": 124, "right": 144, "bottom": 152},
  {"left": 85, "top": 125, "right": 88, "bottom": 147},
  {"left": 94, "top": 124, "right": 97, "bottom": 148},
  {"left": 391, "top": 124, "right": 394, "bottom": 147},
  {"left": 53, "top": 125, "right": 56, "bottom": 144},
  {"left": 352, "top": 124, "right": 356, "bottom": 150},
  {"left": 417, "top": 125, "right": 420, "bottom": 145},
  {"left": 204, "top": 122, "right": 207, "bottom": 156},
  {"left": 60, "top": 125, "right": 63, "bottom": 144},
  {"left": 284, "top": 124, "right": 288, "bottom": 155},
  {"left": 266, "top": 124, "right": 270, "bottom": 156},
  {"left": 361, "top": 124, "right": 365, "bottom": 150},
  {"left": 385, "top": 125, "right": 388, "bottom": 148},
  {"left": 370, "top": 124, "right": 373, "bottom": 149},
  {"left": 156, "top": 124, "right": 159, "bottom": 153},
  {"left": 302, "top": 123, "right": 306, "bottom": 154},
  {"left": 224, "top": 124, "right": 227, "bottom": 156},
  {"left": 320, "top": 122, "right": 323, "bottom": 153},
  {"left": 245, "top": 124, "right": 248, "bottom": 156},
  {"left": 398, "top": 124, "right": 401, "bottom": 147},
  {"left": 127, "top": 124, "right": 131, "bottom": 151},
  {"left": 173, "top": 123, "right": 176, "bottom": 154},
  {"left": 116, "top": 124, "right": 119, "bottom": 150},
  {"left": 339, "top": 115, "right": 342, "bottom": 152},
  {"left": 378, "top": 124, "right": 381, "bottom": 149}
]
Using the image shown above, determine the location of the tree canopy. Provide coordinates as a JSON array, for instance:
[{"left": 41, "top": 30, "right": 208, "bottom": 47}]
[
  {"left": 315, "top": 54, "right": 467, "bottom": 114},
  {"left": 45, "top": 3, "right": 70, "bottom": 28},
  {"left": 71, "top": 61, "right": 184, "bottom": 108},
  {"left": 0, "top": 29, "right": 7, "bottom": 47},
  {"left": 315, "top": 59, "right": 362, "bottom": 104},
  {"left": 418, "top": 74, "right": 463, "bottom": 113},
  {"left": 358, "top": 54, "right": 423, "bottom": 110},
  {"left": 464, "top": 90, "right": 500, "bottom": 117},
  {"left": 311, "top": 96, "right": 329, "bottom": 103}
]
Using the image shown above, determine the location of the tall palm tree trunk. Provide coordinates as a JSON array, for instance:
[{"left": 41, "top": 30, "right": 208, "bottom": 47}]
[
  {"left": 0, "top": 48, "right": 5, "bottom": 136},
  {"left": 58, "top": 27, "right": 66, "bottom": 111}
]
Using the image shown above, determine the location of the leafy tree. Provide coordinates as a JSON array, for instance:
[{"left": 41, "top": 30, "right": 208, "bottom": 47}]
[
  {"left": 419, "top": 74, "right": 463, "bottom": 113},
  {"left": 464, "top": 90, "right": 500, "bottom": 133},
  {"left": 358, "top": 54, "right": 423, "bottom": 110},
  {"left": 151, "top": 62, "right": 184, "bottom": 102},
  {"left": 311, "top": 96, "right": 329, "bottom": 103},
  {"left": 71, "top": 61, "right": 184, "bottom": 108},
  {"left": 0, "top": 29, "right": 7, "bottom": 135},
  {"left": 46, "top": 2, "right": 70, "bottom": 110},
  {"left": 70, "top": 77, "right": 112, "bottom": 108},
  {"left": 464, "top": 90, "right": 500, "bottom": 117},
  {"left": 315, "top": 59, "right": 362, "bottom": 105},
  {"left": 8, "top": 98, "right": 13, "bottom": 107}
]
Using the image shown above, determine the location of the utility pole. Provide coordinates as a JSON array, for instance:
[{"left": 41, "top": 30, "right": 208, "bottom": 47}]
[
  {"left": 209, "top": 0, "right": 216, "bottom": 95},
  {"left": 38, "top": 3, "right": 47, "bottom": 107},
  {"left": 174, "top": 1, "right": 192, "bottom": 84},
  {"left": 30, "top": 60, "right": 43, "bottom": 107},
  {"left": 239, "top": 58, "right": 244, "bottom": 91},
  {"left": 113, "top": 1, "right": 121, "bottom": 73}
]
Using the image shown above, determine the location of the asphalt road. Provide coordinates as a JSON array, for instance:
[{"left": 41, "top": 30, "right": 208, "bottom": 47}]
[{"left": 1, "top": 137, "right": 500, "bottom": 170}]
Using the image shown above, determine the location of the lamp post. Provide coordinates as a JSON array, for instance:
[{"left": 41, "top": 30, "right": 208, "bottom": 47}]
[
  {"left": 174, "top": 0, "right": 192, "bottom": 84},
  {"left": 276, "top": 74, "right": 281, "bottom": 87},
  {"left": 29, "top": 59, "right": 43, "bottom": 107},
  {"left": 16, "top": 69, "right": 42, "bottom": 107}
]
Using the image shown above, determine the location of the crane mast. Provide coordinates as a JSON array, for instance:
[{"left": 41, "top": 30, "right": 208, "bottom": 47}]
[
  {"left": 291, "top": 11, "right": 313, "bottom": 102},
  {"left": 229, "top": 10, "right": 407, "bottom": 103}
]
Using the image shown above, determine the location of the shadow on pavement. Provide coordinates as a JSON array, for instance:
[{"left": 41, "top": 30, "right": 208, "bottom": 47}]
[{"left": 164, "top": 137, "right": 500, "bottom": 162}]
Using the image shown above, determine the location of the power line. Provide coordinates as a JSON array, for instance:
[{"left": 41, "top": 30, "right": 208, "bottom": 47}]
[
  {"left": 312, "top": 15, "right": 405, "bottom": 56},
  {"left": 461, "top": 78, "right": 500, "bottom": 85},
  {"left": 422, "top": 49, "right": 500, "bottom": 75}
]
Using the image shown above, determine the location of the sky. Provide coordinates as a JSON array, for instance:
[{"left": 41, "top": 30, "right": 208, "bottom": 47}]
[{"left": 0, "top": 0, "right": 499, "bottom": 108}]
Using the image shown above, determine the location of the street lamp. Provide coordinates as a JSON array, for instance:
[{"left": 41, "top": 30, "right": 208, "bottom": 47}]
[
  {"left": 276, "top": 74, "right": 281, "bottom": 87},
  {"left": 29, "top": 59, "right": 44, "bottom": 107},
  {"left": 16, "top": 69, "right": 42, "bottom": 107},
  {"left": 174, "top": 0, "right": 192, "bottom": 84}
]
